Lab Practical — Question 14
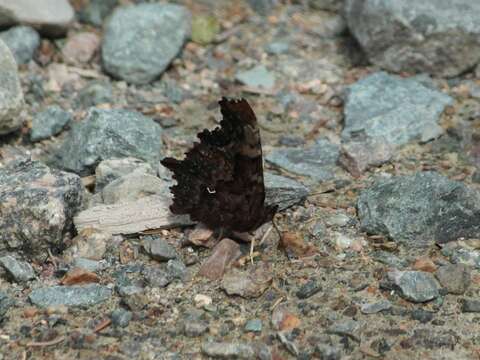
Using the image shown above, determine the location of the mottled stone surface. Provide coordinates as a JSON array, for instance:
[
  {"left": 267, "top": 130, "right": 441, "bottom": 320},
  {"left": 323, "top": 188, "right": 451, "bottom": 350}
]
[
  {"left": 0, "top": 39, "right": 23, "bottom": 135},
  {"left": 53, "top": 108, "right": 162, "bottom": 176},
  {"left": 357, "top": 172, "right": 480, "bottom": 247},
  {"left": 102, "top": 3, "right": 190, "bottom": 84},
  {"left": 0, "top": 159, "right": 84, "bottom": 259},
  {"left": 29, "top": 284, "right": 112, "bottom": 307},
  {"left": 345, "top": 0, "right": 480, "bottom": 77},
  {"left": 0, "top": 0, "right": 74, "bottom": 37}
]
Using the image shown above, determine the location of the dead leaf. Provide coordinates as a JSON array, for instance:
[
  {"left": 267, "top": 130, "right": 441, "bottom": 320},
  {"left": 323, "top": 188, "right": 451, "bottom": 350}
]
[
  {"left": 280, "top": 232, "right": 317, "bottom": 258},
  {"left": 60, "top": 267, "right": 100, "bottom": 285}
]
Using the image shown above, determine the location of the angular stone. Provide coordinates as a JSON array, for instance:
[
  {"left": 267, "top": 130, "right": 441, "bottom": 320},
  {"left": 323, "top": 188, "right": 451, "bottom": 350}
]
[
  {"left": 435, "top": 264, "right": 470, "bottom": 295},
  {"left": 29, "top": 284, "right": 112, "bottom": 307},
  {"left": 264, "top": 173, "right": 309, "bottom": 211},
  {"left": 0, "top": 255, "right": 35, "bottom": 282},
  {"left": 78, "top": 0, "right": 118, "bottom": 27},
  {"left": 0, "top": 0, "right": 74, "bottom": 37},
  {"left": 142, "top": 235, "right": 177, "bottom": 262},
  {"left": 0, "top": 39, "right": 23, "bottom": 135},
  {"left": 236, "top": 65, "right": 275, "bottom": 90},
  {"left": 357, "top": 172, "right": 480, "bottom": 247},
  {"left": 345, "top": 0, "right": 480, "bottom": 77},
  {"left": 54, "top": 108, "right": 162, "bottom": 176},
  {"left": 360, "top": 300, "right": 392, "bottom": 314},
  {"left": 266, "top": 138, "right": 340, "bottom": 182},
  {"left": 385, "top": 270, "right": 440, "bottom": 303},
  {"left": 0, "top": 159, "right": 84, "bottom": 259},
  {"left": 102, "top": 3, "right": 190, "bottom": 84},
  {"left": 62, "top": 32, "right": 100, "bottom": 64},
  {"left": 339, "top": 137, "right": 394, "bottom": 177},
  {"left": 100, "top": 172, "right": 167, "bottom": 205},
  {"left": 95, "top": 157, "right": 154, "bottom": 192},
  {"left": 30, "top": 105, "right": 72, "bottom": 141},
  {"left": 222, "top": 265, "right": 272, "bottom": 299},
  {"left": 63, "top": 228, "right": 110, "bottom": 262},
  {"left": 198, "top": 238, "right": 241, "bottom": 280},
  {"left": 343, "top": 72, "right": 452, "bottom": 147},
  {"left": 0, "top": 26, "right": 39, "bottom": 65}
]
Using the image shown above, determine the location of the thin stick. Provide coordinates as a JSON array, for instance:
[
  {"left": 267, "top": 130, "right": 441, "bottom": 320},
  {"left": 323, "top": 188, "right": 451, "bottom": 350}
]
[{"left": 27, "top": 336, "right": 65, "bottom": 347}]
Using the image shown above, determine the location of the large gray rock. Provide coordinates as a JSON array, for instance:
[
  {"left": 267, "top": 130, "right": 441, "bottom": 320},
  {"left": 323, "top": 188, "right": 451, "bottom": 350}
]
[
  {"left": 266, "top": 138, "right": 340, "bottom": 182},
  {"left": 0, "top": 159, "right": 84, "bottom": 259},
  {"left": 0, "top": 26, "right": 40, "bottom": 65},
  {"left": 0, "top": 39, "right": 24, "bottom": 135},
  {"left": 345, "top": 0, "right": 480, "bottom": 77},
  {"left": 0, "top": 0, "right": 74, "bottom": 37},
  {"left": 54, "top": 108, "right": 162, "bottom": 176},
  {"left": 357, "top": 172, "right": 480, "bottom": 247},
  {"left": 29, "top": 284, "right": 112, "bottom": 307},
  {"left": 264, "top": 173, "right": 309, "bottom": 211},
  {"left": 102, "top": 3, "right": 190, "bottom": 84},
  {"left": 343, "top": 72, "right": 452, "bottom": 147}
]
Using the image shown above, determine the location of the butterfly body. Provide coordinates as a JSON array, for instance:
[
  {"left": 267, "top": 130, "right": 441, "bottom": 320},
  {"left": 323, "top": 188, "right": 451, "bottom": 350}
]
[{"left": 161, "top": 97, "right": 277, "bottom": 233}]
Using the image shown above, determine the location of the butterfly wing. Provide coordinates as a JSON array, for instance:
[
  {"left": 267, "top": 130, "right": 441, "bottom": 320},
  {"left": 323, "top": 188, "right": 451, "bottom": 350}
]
[{"left": 161, "top": 97, "right": 277, "bottom": 232}]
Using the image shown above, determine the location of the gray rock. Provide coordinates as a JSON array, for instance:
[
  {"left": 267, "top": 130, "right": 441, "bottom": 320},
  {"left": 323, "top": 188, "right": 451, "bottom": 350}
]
[
  {"left": 0, "top": 39, "right": 23, "bottom": 135},
  {"left": 327, "top": 319, "right": 361, "bottom": 340},
  {"left": 0, "top": 255, "right": 35, "bottom": 282},
  {"left": 357, "top": 172, "right": 480, "bottom": 247},
  {"left": 264, "top": 173, "right": 309, "bottom": 211},
  {"left": 95, "top": 157, "right": 154, "bottom": 192},
  {"left": 102, "top": 3, "right": 190, "bottom": 84},
  {"left": 236, "top": 65, "right": 275, "bottom": 90},
  {"left": 202, "top": 342, "right": 256, "bottom": 359},
  {"left": 265, "top": 41, "right": 289, "bottom": 55},
  {"left": 296, "top": 279, "right": 322, "bottom": 299},
  {"left": 385, "top": 270, "right": 440, "bottom": 303},
  {"left": 167, "top": 259, "right": 187, "bottom": 280},
  {"left": 435, "top": 264, "right": 470, "bottom": 295},
  {"left": 0, "top": 291, "right": 14, "bottom": 318},
  {"left": 29, "top": 284, "right": 112, "bottom": 307},
  {"left": 278, "top": 58, "right": 343, "bottom": 86},
  {"left": 449, "top": 248, "right": 480, "bottom": 269},
  {"left": 111, "top": 308, "right": 132, "bottom": 327},
  {"left": 266, "top": 138, "right": 340, "bottom": 182},
  {"left": 309, "top": 0, "right": 343, "bottom": 11},
  {"left": 411, "top": 309, "right": 434, "bottom": 323},
  {"left": 461, "top": 299, "right": 480, "bottom": 313},
  {"left": 72, "top": 258, "right": 107, "bottom": 272},
  {"left": 343, "top": 72, "right": 452, "bottom": 147},
  {"left": 360, "top": 299, "right": 392, "bottom": 314},
  {"left": 0, "top": 0, "right": 74, "bottom": 37},
  {"left": 99, "top": 172, "right": 166, "bottom": 205},
  {"left": 246, "top": 0, "right": 276, "bottom": 15},
  {"left": 143, "top": 266, "right": 172, "bottom": 288},
  {"left": 0, "top": 159, "right": 84, "bottom": 259},
  {"left": 0, "top": 26, "right": 39, "bottom": 65},
  {"left": 245, "top": 319, "right": 262, "bottom": 333},
  {"left": 115, "top": 274, "right": 144, "bottom": 297},
  {"left": 30, "top": 105, "right": 72, "bottom": 141},
  {"left": 345, "top": 0, "right": 480, "bottom": 77},
  {"left": 54, "top": 108, "right": 162, "bottom": 176},
  {"left": 74, "top": 81, "right": 113, "bottom": 109},
  {"left": 184, "top": 320, "right": 209, "bottom": 337},
  {"left": 339, "top": 137, "right": 394, "bottom": 177},
  {"left": 78, "top": 0, "right": 118, "bottom": 27},
  {"left": 142, "top": 235, "right": 177, "bottom": 262}
]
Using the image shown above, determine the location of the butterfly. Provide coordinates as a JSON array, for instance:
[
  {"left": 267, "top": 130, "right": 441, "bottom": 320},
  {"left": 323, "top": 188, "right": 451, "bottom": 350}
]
[{"left": 161, "top": 97, "right": 277, "bottom": 233}]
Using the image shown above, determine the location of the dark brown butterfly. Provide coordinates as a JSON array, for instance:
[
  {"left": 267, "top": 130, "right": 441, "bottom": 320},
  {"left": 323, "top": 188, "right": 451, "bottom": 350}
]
[{"left": 161, "top": 97, "right": 277, "bottom": 233}]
